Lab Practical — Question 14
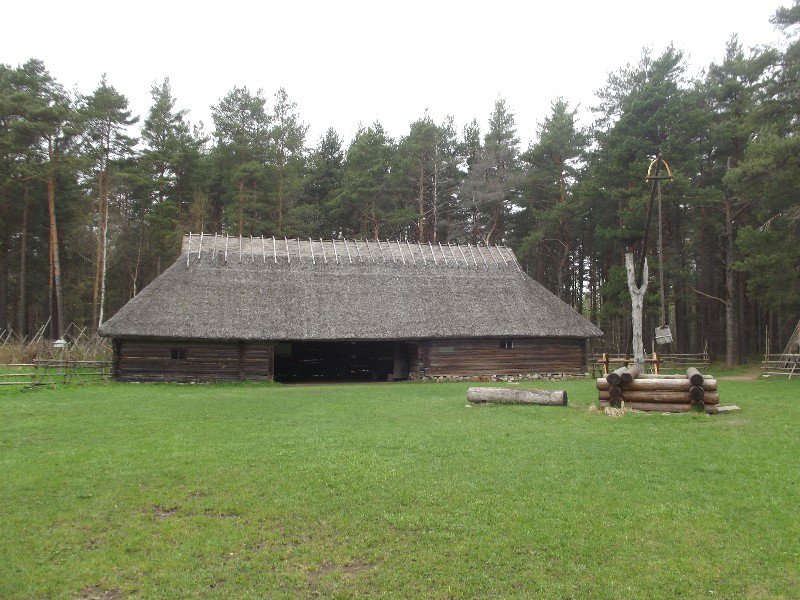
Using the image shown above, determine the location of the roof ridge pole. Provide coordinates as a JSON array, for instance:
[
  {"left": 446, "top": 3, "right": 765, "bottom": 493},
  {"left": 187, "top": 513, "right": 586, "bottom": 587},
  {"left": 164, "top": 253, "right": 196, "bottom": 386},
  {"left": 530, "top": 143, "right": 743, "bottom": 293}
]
[
  {"left": 405, "top": 239, "right": 415, "bottom": 265},
  {"left": 447, "top": 242, "right": 459, "bottom": 268},
  {"left": 476, "top": 244, "right": 488, "bottom": 269},
  {"left": 365, "top": 239, "right": 374, "bottom": 262},
  {"left": 213, "top": 233, "right": 218, "bottom": 262},
  {"left": 467, "top": 243, "right": 478, "bottom": 268},
  {"left": 309, "top": 238, "right": 316, "bottom": 264},
  {"left": 284, "top": 237, "right": 290, "bottom": 263},
  {"left": 186, "top": 232, "right": 192, "bottom": 266},
  {"left": 428, "top": 241, "right": 437, "bottom": 265},
  {"left": 261, "top": 235, "right": 266, "bottom": 263},
  {"left": 224, "top": 234, "right": 229, "bottom": 262},
  {"left": 457, "top": 243, "right": 469, "bottom": 267},
  {"left": 396, "top": 239, "right": 406, "bottom": 265},
  {"left": 332, "top": 239, "right": 339, "bottom": 264},
  {"left": 439, "top": 242, "right": 449, "bottom": 267},
  {"left": 343, "top": 238, "right": 352, "bottom": 263},
  {"left": 272, "top": 236, "right": 277, "bottom": 263},
  {"left": 418, "top": 242, "right": 427, "bottom": 265},
  {"left": 486, "top": 244, "right": 499, "bottom": 267},
  {"left": 238, "top": 236, "right": 242, "bottom": 263},
  {"left": 251, "top": 235, "right": 255, "bottom": 262},
  {"left": 296, "top": 238, "right": 302, "bottom": 263},
  {"left": 319, "top": 237, "right": 327, "bottom": 264},
  {"left": 496, "top": 244, "right": 508, "bottom": 267},
  {"left": 197, "top": 232, "right": 204, "bottom": 260},
  {"left": 354, "top": 239, "right": 363, "bottom": 262}
]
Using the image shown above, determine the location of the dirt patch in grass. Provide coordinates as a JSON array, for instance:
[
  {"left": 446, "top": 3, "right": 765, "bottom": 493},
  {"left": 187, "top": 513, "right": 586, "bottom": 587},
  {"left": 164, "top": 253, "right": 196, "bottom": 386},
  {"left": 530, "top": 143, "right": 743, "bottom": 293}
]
[
  {"left": 80, "top": 585, "right": 122, "bottom": 599},
  {"left": 151, "top": 506, "right": 179, "bottom": 520},
  {"left": 307, "top": 560, "right": 371, "bottom": 592}
]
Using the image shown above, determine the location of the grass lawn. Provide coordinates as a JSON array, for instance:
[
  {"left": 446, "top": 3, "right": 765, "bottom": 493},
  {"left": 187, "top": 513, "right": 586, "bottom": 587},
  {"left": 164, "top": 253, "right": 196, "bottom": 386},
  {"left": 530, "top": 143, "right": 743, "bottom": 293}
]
[{"left": 1, "top": 376, "right": 798, "bottom": 598}]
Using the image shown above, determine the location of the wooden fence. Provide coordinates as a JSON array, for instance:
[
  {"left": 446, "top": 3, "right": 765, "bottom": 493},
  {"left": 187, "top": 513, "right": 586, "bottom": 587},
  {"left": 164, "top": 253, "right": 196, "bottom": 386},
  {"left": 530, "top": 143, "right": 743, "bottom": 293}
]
[
  {"left": 761, "top": 353, "right": 800, "bottom": 378},
  {"left": 0, "top": 359, "right": 111, "bottom": 387},
  {"left": 590, "top": 351, "right": 710, "bottom": 377}
]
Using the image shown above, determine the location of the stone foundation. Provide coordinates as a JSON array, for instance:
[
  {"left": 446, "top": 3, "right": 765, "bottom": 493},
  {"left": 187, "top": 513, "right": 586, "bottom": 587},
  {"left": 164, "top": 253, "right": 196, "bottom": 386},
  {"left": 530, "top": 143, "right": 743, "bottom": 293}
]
[{"left": 415, "top": 372, "right": 590, "bottom": 383}]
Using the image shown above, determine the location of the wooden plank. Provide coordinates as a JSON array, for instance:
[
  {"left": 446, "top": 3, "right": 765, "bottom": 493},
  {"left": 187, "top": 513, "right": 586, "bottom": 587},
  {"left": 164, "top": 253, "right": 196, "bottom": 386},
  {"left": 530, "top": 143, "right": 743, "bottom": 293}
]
[{"left": 468, "top": 387, "right": 567, "bottom": 406}]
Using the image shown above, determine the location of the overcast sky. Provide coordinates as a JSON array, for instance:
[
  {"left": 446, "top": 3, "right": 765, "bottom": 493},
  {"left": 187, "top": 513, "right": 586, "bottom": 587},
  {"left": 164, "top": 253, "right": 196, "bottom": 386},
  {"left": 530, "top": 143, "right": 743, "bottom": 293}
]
[{"left": 2, "top": 0, "right": 789, "bottom": 148}]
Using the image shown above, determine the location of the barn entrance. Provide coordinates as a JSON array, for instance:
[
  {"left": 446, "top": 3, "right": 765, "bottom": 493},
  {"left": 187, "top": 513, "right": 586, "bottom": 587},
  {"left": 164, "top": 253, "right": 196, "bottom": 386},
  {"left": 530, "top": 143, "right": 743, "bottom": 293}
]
[{"left": 273, "top": 341, "right": 410, "bottom": 382}]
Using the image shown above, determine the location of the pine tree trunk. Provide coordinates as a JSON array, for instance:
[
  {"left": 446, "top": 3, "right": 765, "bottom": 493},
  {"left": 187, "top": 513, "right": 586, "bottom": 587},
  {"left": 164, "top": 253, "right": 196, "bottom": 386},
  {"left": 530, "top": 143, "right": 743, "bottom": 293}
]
[
  {"left": 47, "top": 149, "right": 64, "bottom": 340},
  {"left": 17, "top": 180, "right": 29, "bottom": 336},
  {"left": 0, "top": 188, "right": 8, "bottom": 332},
  {"left": 724, "top": 197, "right": 738, "bottom": 367}
]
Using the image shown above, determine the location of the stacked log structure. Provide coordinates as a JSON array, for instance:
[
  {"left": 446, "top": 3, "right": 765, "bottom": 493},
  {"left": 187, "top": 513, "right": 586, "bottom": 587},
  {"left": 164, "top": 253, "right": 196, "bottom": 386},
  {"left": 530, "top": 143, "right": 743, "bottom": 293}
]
[{"left": 597, "top": 367, "right": 719, "bottom": 414}]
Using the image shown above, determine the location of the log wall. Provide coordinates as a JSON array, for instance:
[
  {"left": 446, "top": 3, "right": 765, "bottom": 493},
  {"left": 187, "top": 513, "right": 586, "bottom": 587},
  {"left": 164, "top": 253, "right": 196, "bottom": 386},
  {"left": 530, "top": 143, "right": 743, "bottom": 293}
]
[
  {"left": 423, "top": 338, "right": 586, "bottom": 376},
  {"left": 114, "top": 339, "right": 274, "bottom": 382}
]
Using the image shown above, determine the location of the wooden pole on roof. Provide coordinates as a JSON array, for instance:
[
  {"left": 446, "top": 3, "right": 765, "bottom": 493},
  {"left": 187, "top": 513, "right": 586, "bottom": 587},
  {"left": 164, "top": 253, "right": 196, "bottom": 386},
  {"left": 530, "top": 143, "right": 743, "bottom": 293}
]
[
  {"left": 344, "top": 238, "right": 353, "bottom": 263},
  {"left": 224, "top": 234, "right": 229, "bottom": 262},
  {"left": 396, "top": 240, "right": 406, "bottom": 265},
  {"left": 284, "top": 237, "right": 290, "bottom": 263},
  {"left": 439, "top": 242, "right": 449, "bottom": 266},
  {"left": 332, "top": 239, "right": 339, "bottom": 264},
  {"left": 496, "top": 244, "right": 508, "bottom": 267},
  {"left": 186, "top": 232, "right": 192, "bottom": 266},
  {"left": 476, "top": 244, "right": 489, "bottom": 268},
  {"left": 319, "top": 238, "right": 327, "bottom": 264},
  {"left": 457, "top": 244, "right": 469, "bottom": 266},
  {"left": 386, "top": 240, "right": 395, "bottom": 263},
  {"left": 238, "top": 236, "right": 242, "bottom": 262},
  {"left": 309, "top": 238, "right": 316, "bottom": 264},
  {"left": 428, "top": 241, "right": 437, "bottom": 265},
  {"left": 467, "top": 243, "right": 478, "bottom": 267},
  {"left": 250, "top": 235, "right": 254, "bottom": 262},
  {"left": 486, "top": 244, "right": 499, "bottom": 267},
  {"left": 272, "top": 236, "right": 277, "bottom": 263},
  {"left": 296, "top": 238, "right": 302, "bottom": 262},
  {"left": 448, "top": 242, "right": 459, "bottom": 267},
  {"left": 418, "top": 242, "right": 427, "bottom": 265},
  {"left": 405, "top": 239, "right": 415, "bottom": 264},
  {"left": 213, "top": 233, "right": 218, "bottom": 262},
  {"left": 197, "top": 232, "right": 203, "bottom": 260},
  {"left": 365, "top": 239, "right": 374, "bottom": 262},
  {"left": 261, "top": 235, "right": 266, "bottom": 263}
]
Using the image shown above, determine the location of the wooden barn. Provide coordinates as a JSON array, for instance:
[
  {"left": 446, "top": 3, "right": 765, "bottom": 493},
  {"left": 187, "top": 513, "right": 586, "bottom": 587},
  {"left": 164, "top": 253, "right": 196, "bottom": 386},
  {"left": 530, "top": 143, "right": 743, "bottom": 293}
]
[{"left": 99, "top": 234, "right": 603, "bottom": 382}]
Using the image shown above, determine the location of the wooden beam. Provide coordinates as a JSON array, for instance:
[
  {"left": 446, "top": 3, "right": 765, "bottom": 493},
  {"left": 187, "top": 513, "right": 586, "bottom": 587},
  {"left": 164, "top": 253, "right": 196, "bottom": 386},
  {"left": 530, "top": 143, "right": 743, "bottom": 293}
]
[
  {"left": 272, "top": 236, "right": 277, "bottom": 263},
  {"left": 418, "top": 242, "right": 427, "bottom": 265},
  {"left": 238, "top": 236, "right": 242, "bottom": 262},
  {"left": 365, "top": 239, "right": 374, "bottom": 262},
  {"left": 439, "top": 242, "right": 449, "bottom": 266},
  {"left": 428, "top": 241, "right": 438, "bottom": 265},
  {"left": 457, "top": 244, "right": 469, "bottom": 266},
  {"left": 197, "top": 232, "right": 204, "bottom": 260},
  {"left": 284, "top": 237, "right": 290, "bottom": 263},
  {"left": 186, "top": 232, "right": 192, "bottom": 266},
  {"left": 332, "top": 239, "right": 339, "bottom": 264},
  {"left": 261, "top": 235, "right": 266, "bottom": 263},
  {"left": 406, "top": 239, "right": 416, "bottom": 265},
  {"left": 476, "top": 244, "right": 489, "bottom": 268},
  {"left": 496, "top": 244, "right": 508, "bottom": 267},
  {"left": 467, "top": 243, "right": 478, "bottom": 267},
  {"left": 309, "top": 238, "right": 316, "bottom": 264},
  {"left": 397, "top": 240, "right": 406, "bottom": 265},
  {"left": 250, "top": 235, "right": 254, "bottom": 262},
  {"left": 354, "top": 239, "right": 363, "bottom": 262},
  {"left": 319, "top": 237, "right": 327, "bottom": 264},
  {"left": 344, "top": 238, "right": 352, "bottom": 263},
  {"left": 213, "top": 233, "right": 218, "bottom": 262}
]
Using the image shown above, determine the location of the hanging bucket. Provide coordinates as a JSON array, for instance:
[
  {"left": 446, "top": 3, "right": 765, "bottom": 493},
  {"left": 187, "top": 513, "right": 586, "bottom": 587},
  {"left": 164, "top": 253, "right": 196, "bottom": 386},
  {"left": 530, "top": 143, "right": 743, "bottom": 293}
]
[{"left": 655, "top": 326, "right": 673, "bottom": 345}]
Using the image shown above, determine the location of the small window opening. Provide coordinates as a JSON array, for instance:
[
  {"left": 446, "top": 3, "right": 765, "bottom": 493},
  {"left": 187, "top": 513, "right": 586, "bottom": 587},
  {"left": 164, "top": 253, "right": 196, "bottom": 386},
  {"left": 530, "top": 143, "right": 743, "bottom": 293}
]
[
  {"left": 171, "top": 348, "right": 188, "bottom": 360},
  {"left": 499, "top": 339, "right": 514, "bottom": 349}
]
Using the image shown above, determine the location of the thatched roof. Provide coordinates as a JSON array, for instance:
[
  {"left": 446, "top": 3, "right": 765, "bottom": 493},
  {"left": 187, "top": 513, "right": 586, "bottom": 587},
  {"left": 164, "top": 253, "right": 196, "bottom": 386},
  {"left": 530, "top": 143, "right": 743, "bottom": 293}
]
[{"left": 99, "top": 234, "right": 603, "bottom": 341}]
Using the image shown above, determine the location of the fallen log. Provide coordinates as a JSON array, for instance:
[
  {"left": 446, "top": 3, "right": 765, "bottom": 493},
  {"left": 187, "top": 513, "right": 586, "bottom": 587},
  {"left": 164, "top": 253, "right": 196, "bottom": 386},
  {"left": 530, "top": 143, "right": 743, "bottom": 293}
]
[
  {"left": 686, "top": 367, "right": 704, "bottom": 387},
  {"left": 598, "top": 390, "right": 719, "bottom": 404},
  {"left": 606, "top": 365, "right": 640, "bottom": 386},
  {"left": 467, "top": 387, "right": 567, "bottom": 406},
  {"left": 600, "top": 401, "right": 718, "bottom": 414},
  {"left": 595, "top": 378, "right": 717, "bottom": 392}
]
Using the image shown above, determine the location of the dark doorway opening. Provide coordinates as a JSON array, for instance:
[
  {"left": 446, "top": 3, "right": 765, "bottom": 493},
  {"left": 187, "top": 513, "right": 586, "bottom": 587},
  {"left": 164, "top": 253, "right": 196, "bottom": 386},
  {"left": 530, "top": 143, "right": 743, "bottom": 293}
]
[{"left": 274, "top": 341, "right": 410, "bottom": 382}]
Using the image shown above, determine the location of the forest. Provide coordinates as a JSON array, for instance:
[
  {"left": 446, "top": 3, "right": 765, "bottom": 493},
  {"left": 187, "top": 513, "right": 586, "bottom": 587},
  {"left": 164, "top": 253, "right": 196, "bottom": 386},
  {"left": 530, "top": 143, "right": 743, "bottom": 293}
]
[{"left": 0, "top": 3, "right": 798, "bottom": 365}]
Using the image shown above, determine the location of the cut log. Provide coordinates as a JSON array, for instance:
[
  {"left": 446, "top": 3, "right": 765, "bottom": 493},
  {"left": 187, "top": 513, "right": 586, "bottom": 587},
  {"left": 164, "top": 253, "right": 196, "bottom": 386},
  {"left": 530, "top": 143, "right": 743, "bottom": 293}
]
[
  {"left": 686, "top": 367, "right": 704, "bottom": 387},
  {"left": 689, "top": 386, "right": 704, "bottom": 402},
  {"left": 467, "top": 387, "right": 567, "bottom": 406},
  {"left": 595, "top": 378, "right": 717, "bottom": 392},
  {"left": 606, "top": 365, "right": 640, "bottom": 386},
  {"left": 600, "top": 401, "right": 718, "bottom": 414},
  {"left": 598, "top": 390, "right": 719, "bottom": 404}
]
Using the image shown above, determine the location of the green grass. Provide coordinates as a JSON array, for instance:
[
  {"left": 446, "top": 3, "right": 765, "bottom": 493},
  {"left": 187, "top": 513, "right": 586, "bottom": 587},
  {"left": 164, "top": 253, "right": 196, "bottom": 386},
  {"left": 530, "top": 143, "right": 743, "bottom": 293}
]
[{"left": 1, "top": 378, "right": 798, "bottom": 598}]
